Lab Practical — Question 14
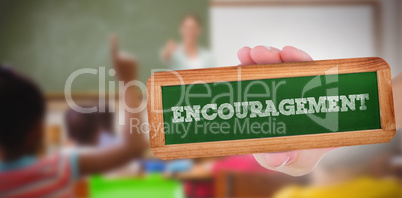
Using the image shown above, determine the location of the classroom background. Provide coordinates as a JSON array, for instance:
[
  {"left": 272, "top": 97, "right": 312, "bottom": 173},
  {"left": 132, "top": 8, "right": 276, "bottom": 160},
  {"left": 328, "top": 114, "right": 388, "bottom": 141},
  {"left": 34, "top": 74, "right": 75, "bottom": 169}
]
[{"left": 0, "top": 0, "right": 401, "bottom": 197}]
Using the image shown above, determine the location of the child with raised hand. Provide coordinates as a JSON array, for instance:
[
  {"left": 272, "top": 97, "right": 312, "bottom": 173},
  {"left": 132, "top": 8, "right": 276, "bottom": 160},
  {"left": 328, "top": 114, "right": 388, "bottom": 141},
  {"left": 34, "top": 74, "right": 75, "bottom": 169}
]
[{"left": 0, "top": 35, "right": 146, "bottom": 197}]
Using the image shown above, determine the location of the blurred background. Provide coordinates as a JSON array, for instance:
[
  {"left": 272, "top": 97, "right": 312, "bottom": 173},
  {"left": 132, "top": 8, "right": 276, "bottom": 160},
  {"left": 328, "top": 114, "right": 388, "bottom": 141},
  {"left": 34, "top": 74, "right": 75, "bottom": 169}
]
[{"left": 0, "top": 0, "right": 401, "bottom": 197}]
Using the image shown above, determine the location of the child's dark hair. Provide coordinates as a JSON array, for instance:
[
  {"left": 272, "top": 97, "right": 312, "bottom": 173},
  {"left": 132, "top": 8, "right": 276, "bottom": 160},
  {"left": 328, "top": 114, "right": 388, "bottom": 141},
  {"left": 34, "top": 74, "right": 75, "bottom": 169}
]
[
  {"left": 0, "top": 64, "right": 45, "bottom": 153},
  {"left": 65, "top": 107, "right": 100, "bottom": 146}
]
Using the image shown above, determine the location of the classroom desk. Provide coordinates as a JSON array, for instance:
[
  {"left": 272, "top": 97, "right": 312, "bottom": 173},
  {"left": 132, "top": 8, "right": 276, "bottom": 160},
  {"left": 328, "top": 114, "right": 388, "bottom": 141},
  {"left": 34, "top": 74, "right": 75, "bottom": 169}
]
[
  {"left": 167, "top": 161, "right": 214, "bottom": 198},
  {"left": 89, "top": 174, "right": 183, "bottom": 198},
  {"left": 74, "top": 179, "right": 89, "bottom": 198},
  {"left": 174, "top": 164, "right": 213, "bottom": 181}
]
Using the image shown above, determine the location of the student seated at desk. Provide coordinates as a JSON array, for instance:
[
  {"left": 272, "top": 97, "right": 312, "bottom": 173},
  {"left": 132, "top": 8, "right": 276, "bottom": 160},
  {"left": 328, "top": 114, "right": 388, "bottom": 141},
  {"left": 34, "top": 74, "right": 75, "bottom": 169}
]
[
  {"left": 97, "top": 105, "right": 122, "bottom": 147},
  {"left": 0, "top": 36, "right": 146, "bottom": 197},
  {"left": 65, "top": 107, "right": 100, "bottom": 147},
  {"left": 65, "top": 104, "right": 122, "bottom": 148}
]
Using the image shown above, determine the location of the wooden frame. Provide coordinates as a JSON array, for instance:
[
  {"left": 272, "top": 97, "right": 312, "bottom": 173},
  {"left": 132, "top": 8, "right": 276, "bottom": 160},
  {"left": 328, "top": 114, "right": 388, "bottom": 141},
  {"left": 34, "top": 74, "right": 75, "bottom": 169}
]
[{"left": 147, "top": 57, "right": 395, "bottom": 160}]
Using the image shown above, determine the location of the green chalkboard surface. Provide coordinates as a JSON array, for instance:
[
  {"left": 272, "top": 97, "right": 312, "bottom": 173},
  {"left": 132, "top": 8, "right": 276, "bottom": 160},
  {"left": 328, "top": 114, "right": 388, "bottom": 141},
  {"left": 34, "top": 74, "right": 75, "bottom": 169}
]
[{"left": 162, "top": 72, "right": 381, "bottom": 145}]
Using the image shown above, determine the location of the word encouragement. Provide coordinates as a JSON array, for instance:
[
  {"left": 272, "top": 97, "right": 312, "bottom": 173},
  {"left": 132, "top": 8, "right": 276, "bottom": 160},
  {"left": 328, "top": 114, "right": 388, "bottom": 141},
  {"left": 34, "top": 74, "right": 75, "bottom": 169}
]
[{"left": 171, "top": 94, "right": 369, "bottom": 123}]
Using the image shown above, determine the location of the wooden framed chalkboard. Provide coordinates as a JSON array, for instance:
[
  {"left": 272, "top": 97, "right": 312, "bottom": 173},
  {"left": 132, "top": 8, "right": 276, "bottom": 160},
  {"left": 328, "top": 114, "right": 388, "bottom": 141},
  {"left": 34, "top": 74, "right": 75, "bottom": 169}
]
[{"left": 147, "top": 57, "right": 395, "bottom": 160}]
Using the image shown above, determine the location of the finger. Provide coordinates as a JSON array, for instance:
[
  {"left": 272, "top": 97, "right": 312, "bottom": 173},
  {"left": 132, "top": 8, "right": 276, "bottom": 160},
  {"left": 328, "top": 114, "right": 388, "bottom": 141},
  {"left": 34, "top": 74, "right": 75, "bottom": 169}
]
[
  {"left": 250, "top": 46, "right": 282, "bottom": 64},
  {"left": 280, "top": 46, "right": 313, "bottom": 62},
  {"left": 120, "top": 51, "right": 137, "bottom": 64},
  {"left": 110, "top": 34, "right": 119, "bottom": 60},
  {"left": 237, "top": 46, "right": 256, "bottom": 65},
  {"left": 255, "top": 151, "right": 297, "bottom": 167}
]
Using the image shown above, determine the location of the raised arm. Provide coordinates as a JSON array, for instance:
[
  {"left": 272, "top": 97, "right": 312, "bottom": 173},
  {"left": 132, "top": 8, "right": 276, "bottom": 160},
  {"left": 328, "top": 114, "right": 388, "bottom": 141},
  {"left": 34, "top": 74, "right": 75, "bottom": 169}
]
[
  {"left": 161, "top": 39, "right": 177, "bottom": 62},
  {"left": 78, "top": 35, "right": 147, "bottom": 175}
]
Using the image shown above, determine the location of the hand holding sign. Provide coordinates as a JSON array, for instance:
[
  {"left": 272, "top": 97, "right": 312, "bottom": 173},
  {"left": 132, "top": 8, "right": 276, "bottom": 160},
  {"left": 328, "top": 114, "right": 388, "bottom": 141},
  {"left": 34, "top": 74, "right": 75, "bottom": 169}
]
[
  {"left": 147, "top": 47, "right": 394, "bottom": 172},
  {"left": 237, "top": 46, "right": 336, "bottom": 176}
]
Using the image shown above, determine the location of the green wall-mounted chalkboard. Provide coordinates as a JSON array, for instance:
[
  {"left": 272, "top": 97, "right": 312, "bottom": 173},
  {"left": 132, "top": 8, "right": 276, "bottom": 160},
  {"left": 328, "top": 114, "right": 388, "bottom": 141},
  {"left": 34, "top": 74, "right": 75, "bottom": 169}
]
[
  {"left": 147, "top": 57, "right": 395, "bottom": 160},
  {"left": 0, "top": 0, "right": 209, "bottom": 93}
]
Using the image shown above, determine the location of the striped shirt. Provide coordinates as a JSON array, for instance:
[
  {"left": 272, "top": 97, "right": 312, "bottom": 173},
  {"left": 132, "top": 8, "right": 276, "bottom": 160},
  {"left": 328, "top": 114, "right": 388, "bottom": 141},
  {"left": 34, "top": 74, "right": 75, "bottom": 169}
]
[{"left": 0, "top": 151, "right": 78, "bottom": 198}]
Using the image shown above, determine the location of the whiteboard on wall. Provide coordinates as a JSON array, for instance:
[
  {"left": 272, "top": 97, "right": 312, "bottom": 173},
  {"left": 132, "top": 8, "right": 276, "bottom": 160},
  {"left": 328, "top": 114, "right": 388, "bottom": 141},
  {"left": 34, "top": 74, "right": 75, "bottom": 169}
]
[{"left": 210, "top": 3, "right": 377, "bottom": 66}]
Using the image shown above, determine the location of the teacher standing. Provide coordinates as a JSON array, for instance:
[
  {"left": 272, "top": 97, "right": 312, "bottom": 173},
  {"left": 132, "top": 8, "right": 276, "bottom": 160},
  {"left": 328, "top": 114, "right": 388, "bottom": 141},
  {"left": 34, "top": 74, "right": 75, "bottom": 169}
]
[{"left": 162, "top": 14, "right": 214, "bottom": 70}]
